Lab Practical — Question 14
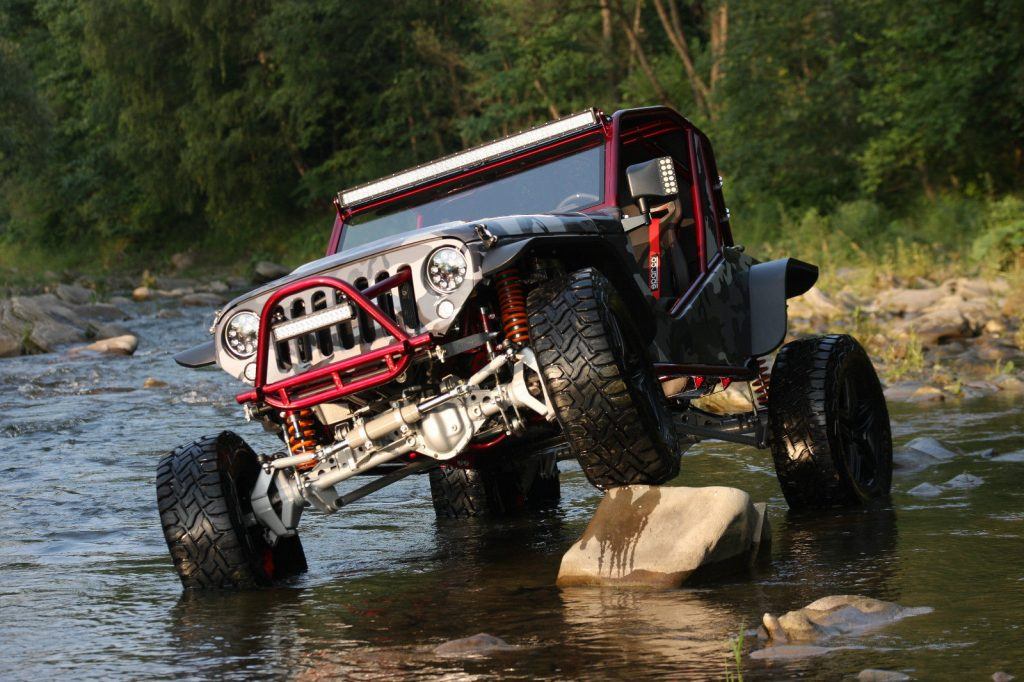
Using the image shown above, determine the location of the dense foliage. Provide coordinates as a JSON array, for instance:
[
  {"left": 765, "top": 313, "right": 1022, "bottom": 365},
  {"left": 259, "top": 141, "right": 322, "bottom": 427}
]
[{"left": 1, "top": 0, "right": 1021, "bottom": 268}]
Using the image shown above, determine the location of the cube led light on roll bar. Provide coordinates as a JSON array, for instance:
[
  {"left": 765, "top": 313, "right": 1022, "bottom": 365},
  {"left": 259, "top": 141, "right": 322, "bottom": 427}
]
[{"left": 339, "top": 109, "right": 602, "bottom": 208}]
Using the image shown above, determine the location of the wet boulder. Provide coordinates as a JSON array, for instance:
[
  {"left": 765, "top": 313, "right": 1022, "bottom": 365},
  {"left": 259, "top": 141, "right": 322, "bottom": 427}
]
[
  {"left": 75, "top": 334, "right": 139, "bottom": 356},
  {"left": 54, "top": 282, "right": 94, "bottom": 305},
  {"left": 760, "top": 595, "right": 932, "bottom": 645},
  {"left": 895, "top": 307, "right": 973, "bottom": 346},
  {"left": 180, "top": 292, "right": 226, "bottom": 307},
  {"left": 893, "top": 436, "right": 961, "bottom": 473},
  {"left": 786, "top": 286, "right": 844, "bottom": 320},
  {"left": 556, "top": 486, "right": 770, "bottom": 589},
  {"left": 872, "top": 286, "right": 944, "bottom": 315},
  {"left": 434, "top": 633, "right": 513, "bottom": 656},
  {"left": 253, "top": 260, "right": 290, "bottom": 283}
]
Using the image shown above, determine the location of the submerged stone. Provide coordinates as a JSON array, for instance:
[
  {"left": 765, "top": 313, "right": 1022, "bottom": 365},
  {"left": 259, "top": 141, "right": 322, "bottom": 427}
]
[
  {"left": 434, "top": 633, "right": 512, "bottom": 656},
  {"left": 760, "top": 595, "right": 932, "bottom": 645},
  {"left": 556, "top": 486, "right": 770, "bottom": 589},
  {"left": 907, "top": 482, "right": 943, "bottom": 498},
  {"left": 894, "top": 437, "right": 962, "bottom": 473}
]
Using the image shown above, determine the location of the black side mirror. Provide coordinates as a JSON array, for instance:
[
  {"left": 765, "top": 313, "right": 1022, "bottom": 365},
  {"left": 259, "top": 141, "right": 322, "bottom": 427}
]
[{"left": 622, "top": 156, "right": 679, "bottom": 231}]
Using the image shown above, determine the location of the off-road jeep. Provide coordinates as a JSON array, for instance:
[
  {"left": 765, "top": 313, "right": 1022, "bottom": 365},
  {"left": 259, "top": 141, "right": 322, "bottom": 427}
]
[{"left": 158, "top": 107, "right": 893, "bottom": 589}]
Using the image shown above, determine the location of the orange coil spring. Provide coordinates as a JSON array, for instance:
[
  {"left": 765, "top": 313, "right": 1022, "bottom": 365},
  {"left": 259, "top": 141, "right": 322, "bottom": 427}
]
[
  {"left": 494, "top": 268, "right": 530, "bottom": 345},
  {"left": 285, "top": 408, "right": 319, "bottom": 470},
  {"left": 751, "top": 357, "right": 771, "bottom": 406}
]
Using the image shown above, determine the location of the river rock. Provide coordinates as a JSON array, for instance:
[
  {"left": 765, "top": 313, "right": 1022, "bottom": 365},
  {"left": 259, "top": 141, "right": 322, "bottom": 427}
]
[
  {"left": 993, "top": 374, "right": 1024, "bottom": 393},
  {"left": 556, "top": 486, "right": 770, "bottom": 588},
  {"left": 760, "top": 595, "right": 932, "bottom": 644},
  {"left": 204, "top": 279, "right": 229, "bottom": 294},
  {"left": 0, "top": 327, "right": 20, "bottom": 357},
  {"left": 894, "top": 437, "right": 960, "bottom": 473},
  {"left": 434, "top": 633, "right": 513, "bottom": 656},
  {"left": 873, "top": 286, "right": 944, "bottom": 315},
  {"left": 942, "top": 473, "right": 983, "bottom": 490},
  {"left": 78, "top": 334, "right": 138, "bottom": 355},
  {"left": 180, "top": 292, "right": 226, "bottom": 307},
  {"left": 787, "top": 286, "right": 844, "bottom": 319},
  {"left": 857, "top": 670, "right": 910, "bottom": 681},
  {"left": 170, "top": 251, "right": 195, "bottom": 271},
  {"left": 132, "top": 286, "right": 152, "bottom": 301},
  {"left": 895, "top": 307, "right": 972, "bottom": 346},
  {"left": 71, "top": 302, "right": 128, "bottom": 322},
  {"left": 142, "top": 377, "right": 168, "bottom": 388},
  {"left": 907, "top": 482, "right": 943, "bottom": 498},
  {"left": 54, "top": 282, "right": 93, "bottom": 305},
  {"left": 253, "top": 260, "right": 290, "bottom": 283},
  {"left": 992, "top": 450, "right": 1024, "bottom": 463},
  {"left": 28, "top": 319, "right": 85, "bottom": 352},
  {"left": 690, "top": 383, "right": 755, "bottom": 414},
  {"left": 992, "top": 672, "right": 1015, "bottom": 682}
]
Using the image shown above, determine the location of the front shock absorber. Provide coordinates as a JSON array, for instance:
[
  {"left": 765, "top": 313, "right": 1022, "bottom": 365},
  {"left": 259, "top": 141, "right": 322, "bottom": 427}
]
[
  {"left": 494, "top": 268, "right": 530, "bottom": 346},
  {"left": 751, "top": 357, "right": 771, "bottom": 407},
  {"left": 284, "top": 408, "right": 320, "bottom": 470}
]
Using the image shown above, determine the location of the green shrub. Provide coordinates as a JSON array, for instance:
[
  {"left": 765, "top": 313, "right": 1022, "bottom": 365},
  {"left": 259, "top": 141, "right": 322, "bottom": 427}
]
[{"left": 970, "top": 196, "right": 1024, "bottom": 270}]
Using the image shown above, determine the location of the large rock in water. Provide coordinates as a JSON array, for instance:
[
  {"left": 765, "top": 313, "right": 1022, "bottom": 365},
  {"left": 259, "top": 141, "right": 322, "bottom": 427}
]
[{"left": 556, "top": 486, "right": 770, "bottom": 588}]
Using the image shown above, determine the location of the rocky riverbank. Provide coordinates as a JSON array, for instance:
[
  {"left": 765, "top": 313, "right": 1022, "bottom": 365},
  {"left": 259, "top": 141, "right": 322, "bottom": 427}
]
[
  {"left": 0, "top": 260, "right": 290, "bottom": 358},
  {"left": 2, "top": 264, "right": 1022, "bottom": 405}
]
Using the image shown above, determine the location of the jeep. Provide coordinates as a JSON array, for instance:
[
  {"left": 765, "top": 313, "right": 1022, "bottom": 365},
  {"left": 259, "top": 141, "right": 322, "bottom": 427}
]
[{"left": 158, "top": 107, "right": 893, "bottom": 589}]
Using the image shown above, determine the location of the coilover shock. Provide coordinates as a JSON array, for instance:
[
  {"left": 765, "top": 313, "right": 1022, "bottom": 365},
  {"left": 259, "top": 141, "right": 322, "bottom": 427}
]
[
  {"left": 751, "top": 357, "right": 771, "bottom": 407},
  {"left": 284, "top": 408, "right": 320, "bottom": 470},
  {"left": 494, "top": 268, "right": 530, "bottom": 346}
]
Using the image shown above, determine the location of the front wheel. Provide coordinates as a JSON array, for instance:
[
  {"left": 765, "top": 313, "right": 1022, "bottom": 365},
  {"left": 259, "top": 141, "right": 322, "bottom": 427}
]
[
  {"left": 527, "top": 268, "right": 678, "bottom": 490},
  {"left": 767, "top": 334, "right": 893, "bottom": 510},
  {"left": 156, "top": 431, "right": 307, "bottom": 588}
]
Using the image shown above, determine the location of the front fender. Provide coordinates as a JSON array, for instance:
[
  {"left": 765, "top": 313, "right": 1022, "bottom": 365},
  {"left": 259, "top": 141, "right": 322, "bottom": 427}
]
[
  {"left": 749, "top": 258, "right": 818, "bottom": 356},
  {"left": 174, "top": 340, "right": 216, "bottom": 368}
]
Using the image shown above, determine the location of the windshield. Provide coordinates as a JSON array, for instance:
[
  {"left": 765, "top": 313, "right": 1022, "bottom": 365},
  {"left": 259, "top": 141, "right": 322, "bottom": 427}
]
[{"left": 339, "top": 144, "right": 604, "bottom": 251}]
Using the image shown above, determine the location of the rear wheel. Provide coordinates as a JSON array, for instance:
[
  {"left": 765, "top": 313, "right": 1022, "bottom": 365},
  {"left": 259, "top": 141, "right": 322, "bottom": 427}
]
[
  {"left": 156, "top": 431, "right": 307, "bottom": 588},
  {"left": 767, "top": 334, "right": 893, "bottom": 510},
  {"left": 429, "top": 450, "right": 560, "bottom": 519},
  {"left": 526, "top": 267, "right": 678, "bottom": 490}
]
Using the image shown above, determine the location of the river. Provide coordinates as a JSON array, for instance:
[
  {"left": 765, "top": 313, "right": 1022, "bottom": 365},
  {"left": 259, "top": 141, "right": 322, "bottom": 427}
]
[{"left": 0, "top": 300, "right": 1021, "bottom": 680}]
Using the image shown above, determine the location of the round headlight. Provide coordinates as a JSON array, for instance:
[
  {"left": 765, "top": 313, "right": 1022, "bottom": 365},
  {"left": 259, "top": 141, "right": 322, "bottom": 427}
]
[
  {"left": 426, "top": 247, "right": 468, "bottom": 294},
  {"left": 223, "top": 311, "right": 260, "bottom": 358}
]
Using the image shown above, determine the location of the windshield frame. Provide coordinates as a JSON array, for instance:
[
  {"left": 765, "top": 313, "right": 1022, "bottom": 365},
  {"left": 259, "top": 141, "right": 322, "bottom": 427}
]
[{"left": 330, "top": 127, "right": 614, "bottom": 254}]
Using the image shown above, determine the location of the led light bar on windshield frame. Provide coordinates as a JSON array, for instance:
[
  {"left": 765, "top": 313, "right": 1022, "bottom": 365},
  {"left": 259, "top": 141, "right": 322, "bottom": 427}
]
[{"left": 338, "top": 109, "right": 602, "bottom": 208}]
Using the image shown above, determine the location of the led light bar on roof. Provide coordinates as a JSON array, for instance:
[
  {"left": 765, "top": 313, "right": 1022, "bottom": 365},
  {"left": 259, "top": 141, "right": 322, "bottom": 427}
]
[{"left": 339, "top": 109, "right": 602, "bottom": 208}]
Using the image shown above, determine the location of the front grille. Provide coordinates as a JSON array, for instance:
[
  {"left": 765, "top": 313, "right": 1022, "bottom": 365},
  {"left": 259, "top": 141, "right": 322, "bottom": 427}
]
[{"left": 271, "top": 269, "right": 420, "bottom": 374}]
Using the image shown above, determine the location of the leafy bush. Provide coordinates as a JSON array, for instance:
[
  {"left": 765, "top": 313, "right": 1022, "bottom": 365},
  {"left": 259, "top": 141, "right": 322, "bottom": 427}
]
[{"left": 970, "top": 197, "right": 1024, "bottom": 270}]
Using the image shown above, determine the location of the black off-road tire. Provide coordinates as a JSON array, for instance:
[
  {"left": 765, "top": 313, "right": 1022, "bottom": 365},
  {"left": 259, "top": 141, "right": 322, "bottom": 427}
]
[
  {"left": 156, "top": 431, "right": 307, "bottom": 589},
  {"left": 768, "top": 334, "right": 893, "bottom": 510},
  {"left": 526, "top": 267, "right": 678, "bottom": 490},
  {"left": 429, "top": 452, "right": 561, "bottom": 518}
]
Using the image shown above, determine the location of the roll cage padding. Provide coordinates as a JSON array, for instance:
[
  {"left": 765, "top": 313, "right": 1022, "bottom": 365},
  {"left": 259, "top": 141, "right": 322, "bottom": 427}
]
[{"left": 748, "top": 257, "right": 819, "bottom": 357}]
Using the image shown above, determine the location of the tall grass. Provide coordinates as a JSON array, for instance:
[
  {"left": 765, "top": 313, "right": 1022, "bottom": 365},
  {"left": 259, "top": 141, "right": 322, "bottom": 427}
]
[{"left": 735, "top": 193, "right": 1024, "bottom": 293}]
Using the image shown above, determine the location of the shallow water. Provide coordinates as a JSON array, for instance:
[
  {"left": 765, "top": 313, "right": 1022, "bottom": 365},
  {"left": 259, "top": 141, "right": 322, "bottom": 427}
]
[{"left": 0, "top": 301, "right": 1021, "bottom": 680}]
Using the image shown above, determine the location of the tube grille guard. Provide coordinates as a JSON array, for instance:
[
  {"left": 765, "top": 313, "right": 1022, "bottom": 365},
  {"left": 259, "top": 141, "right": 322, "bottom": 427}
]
[{"left": 236, "top": 274, "right": 432, "bottom": 410}]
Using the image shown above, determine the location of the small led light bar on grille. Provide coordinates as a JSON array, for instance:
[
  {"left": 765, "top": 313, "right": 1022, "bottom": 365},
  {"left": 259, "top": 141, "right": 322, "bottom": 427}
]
[
  {"left": 339, "top": 109, "right": 602, "bottom": 208},
  {"left": 272, "top": 303, "right": 354, "bottom": 342}
]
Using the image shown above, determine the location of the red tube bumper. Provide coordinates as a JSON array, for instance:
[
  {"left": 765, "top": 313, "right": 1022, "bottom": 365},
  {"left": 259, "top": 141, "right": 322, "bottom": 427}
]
[{"left": 236, "top": 274, "right": 432, "bottom": 410}]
